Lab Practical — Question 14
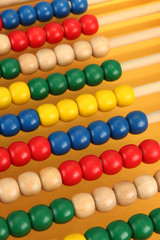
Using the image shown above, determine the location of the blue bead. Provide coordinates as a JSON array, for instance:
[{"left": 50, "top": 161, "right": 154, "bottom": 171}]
[
  {"left": 1, "top": 9, "right": 20, "bottom": 29},
  {"left": 0, "top": 114, "right": 20, "bottom": 137},
  {"left": 126, "top": 111, "right": 148, "bottom": 134},
  {"left": 88, "top": 120, "right": 110, "bottom": 145},
  {"left": 18, "top": 109, "right": 40, "bottom": 132},
  {"left": 107, "top": 116, "right": 130, "bottom": 140},
  {"left": 18, "top": 5, "right": 37, "bottom": 26},
  {"left": 35, "top": 2, "right": 54, "bottom": 22},
  {"left": 68, "top": 125, "right": 91, "bottom": 150},
  {"left": 48, "top": 131, "right": 71, "bottom": 155},
  {"left": 51, "top": 0, "right": 70, "bottom": 18},
  {"left": 70, "top": 0, "right": 88, "bottom": 14}
]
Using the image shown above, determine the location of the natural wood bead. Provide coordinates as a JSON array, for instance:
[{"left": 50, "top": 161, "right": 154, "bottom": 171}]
[
  {"left": 0, "top": 34, "right": 11, "bottom": 56},
  {"left": 113, "top": 181, "right": 137, "bottom": 206},
  {"left": 36, "top": 49, "right": 57, "bottom": 71},
  {"left": 90, "top": 36, "right": 110, "bottom": 58},
  {"left": 154, "top": 170, "right": 160, "bottom": 191},
  {"left": 92, "top": 186, "right": 116, "bottom": 212},
  {"left": 134, "top": 174, "right": 158, "bottom": 199},
  {"left": 0, "top": 178, "right": 20, "bottom": 203},
  {"left": 39, "top": 167, "right": 62, "bottom": 191},
  {"left": 71, "top": 193, "right": 95, "bottom": 218},
  {"left": 18, "top": 172, "right": 41, "bottom": 196},
  {"left": 73, "top": 41, "right": 92, "bottom": 61},
  {"left": 54, "top": 44, "right": 75, "bottom": 66},
  {"left": 18, "top": 53, "right": 39, "bottom": 75}
]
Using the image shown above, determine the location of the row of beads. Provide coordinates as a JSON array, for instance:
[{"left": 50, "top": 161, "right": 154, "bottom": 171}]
[
  {"left": 65, "top": 207, "right": 160, "bottom": 240},
  {"left": 1, "top": 170, "right": 160, "bottom": 238},
  {"left": 0, "top": 110, "right": 148, "bottom": 171},
  {"left": 0, "top": 15, "right": 98, "bottom": 55},
  {"left": 0, "top": 0, "right": 88, "bottom": 30},
  {"left": 0, "top": 36, "right": 109, "bottom": 79},
  {"left": 0, "top": 139, "right": 159, "bottom": 203},
  {"left": 0, "top": 60, "right": 122, "bottom": 109}
]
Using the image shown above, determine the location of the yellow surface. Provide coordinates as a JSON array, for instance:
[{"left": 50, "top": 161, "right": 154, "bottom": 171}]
[
  {"left": 0, "top": 0, "right": 160, "bottom": 240},
  {"left": 37, "top": 104, "right": 59, "bottom": 127},
  {"left": 9, "top": 82, "right": 31, "bottom": 105},
  {"left": 114, "top": 85, "right": 135, "bottom": 107}
]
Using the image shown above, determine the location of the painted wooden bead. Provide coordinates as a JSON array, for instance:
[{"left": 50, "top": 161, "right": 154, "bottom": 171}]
[
  {"left": 92, "top": 186, "right": 116, "bottom": 212},
  {"left": 126, "top": 111, "right": 148, "bottom": 134},
  {"left": 80, "top": 14, "right": 99, "bottom": 35},
  {"left": 18, "top": 109, "right": 40, "bottom": 132},
  {"left": 101, "top": 60, "right": 122, "bottom": 81},
  {"left": 57, "top": 99, "right": 78, "bottom": 121},
  {"left": 70, "top": 0, "right": 88, "bottom": 14},
  {"left": 18, "top": 5, "right": 37, "bottom": 26},
  {"left": 62, "top": 18, "right": 82, "bottom": 40},
  {"left": 154, "top": 170, "right": 160, "bottom": 192},
  {"left": 36, "top": 49, "right": 57, "bottom": 71},
  {"left": 0, "top": 147, "right": 11, "bottom": 172},
  {"left": 27, "top": 26, "right": 46, "bottom": 48},
  {"left": 0, "top": 58, "right": 20, "bottom": 79},
  {"left": 95, "top": 90, "right": 117, "bottom": 112},
  {"left": 9, "top": 30, "right": 29, "bottom": 52},
  {"left": 90, "top": 36, "right": 109, "bottom": 58},
  {"left": 47, "top": 73, "right": 68, "bottom": 95},
  {"left": 73, "top": 41, "right": 92, "bottom": 61},
  {"left": 28, "top": 77, "right": 49, "bottom": 100},
  {"left": 35, "top": 2, "right": 54, "bottom": 22},
  {"left": 18, "top": 53, "right": 39, "bottom": 75},
  {"left": 9, "top": 82, "right": 31, "bottom": 105},
  {"left": 0, "top": 87, "right": 12, "bottom": 109},
  {"left": 39, "top": 167, "right": 62, "bottom": 191},
  {"left": 72, "top": 193, "right": 95, "bottom": 218},
  {"left": 113, "top": 181, "right": 137, "bottom": 206},
  {"left": 54, "top": 44, "right": 75, "bottom": 66},
  {"left": 83, "top": 64, "right": 104, "bottom": 86},
  {"left": 0, "top": 217, "right": 9, "bottom": 240},
  {"left": 44, "top": 22, "right": 64, "bottom": 44},
  {"left": 134, "top": 175, "right": 158, "bottom": 199},
  {"left": 64, "top": 233, "right": 86, "bottom": 240},
  {"left": 85, "top": 227, "right": 110, "bottom": 240},
  {"left": 37, "top": 104, "right": 59, "bottom": 127},
  {"left": 1, "top": 9, "right": 20, "bottom": 29},
  {"left": 0, "top": 178, "right": 20, "bottom": 203},
  {"left": 65, "top": 68, "right": 86, "bottom": 91},
  {"left": 107, "top": 220, "right": 132, "bottom": 240},
  {"left": 114, "top": 85, "right": 135, "bottom": 107},
  {"left": 149, "top": 208, "right": 160, "bottom": 234},
  {"left": 76, "top": 94, "right": 98, "bottom": 117},
  {"left": 51, "top": 0, "right": 70, "bottom": 18},
  {"left": 0, "top": 34, "right": 11, "bottom": 55},
  {"left": 0, "top": 114, "right": 20, "bottom": 137},
  {"left": 139, "top": 139, "right": 160, "bottom": 164}
]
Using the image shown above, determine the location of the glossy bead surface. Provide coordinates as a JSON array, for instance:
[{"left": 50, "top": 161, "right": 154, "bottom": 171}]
[
  {"left": 0, "top": 58, "right": 20, "bottom": 79},
  {"left": 114, "top": 85, "right": 135, "bottom": 107},
  {"left": 95, "top": 90, "right": 117, "bottom": 112},
  {"left": 0, "top": 34, "right": 11, "bottom": 56},
  {"left": 37, "top": 104, "right": 59, "bottom": 127},
  {"left": 70, "top": 0, "right": 88, "bottom": 14},
  {"left": 0, "top": 178, "right": 20, "bottom": 203},
  {"left": 65, "top": 68, "right": 86, "bottom": 91},
  {"left": 149, "top": 208, "right": 160, "bottom": 233},
  {"left": 35, "top": 2, "right": 54, "bottom": 22},
  {"left": 44, "top": 22, "right": 64, "bottom": 44},
  {"left": 27, "top": 26, "right": 46, "bottom": 48},
  {"left": 28, "top": 77, "right": 49, "bottom": 100},
  {"left": 154, "top": 170, "right": 160, "bottom": 191},
  {"left": 139, "top": 139, "right": 160, "bottom": 164},
  {"left": 59, "top": 160, "right": 83, "bottom": 186},
  {"left": 29, "top": 205, "right": 53, "bottom": 231},
  {"left": 0, "top": 87, "right": 12, "bottom": 109},
  {"left": 0, "top": 217, "right": 9, "bottom": 240},
  {"left": 9, "top": 82, "right": 30, "bottom": 105},
  {"left": 107, "top": 220, "right": 132, "bottom": 240},
  {"left": 0, "top": 17, "right": 2, "bottom": 31},
  {"left": 50, "top": 198, "right": 74, "bottom": 223},
  {"left": 101, "top": 60, "right": 122, "bottom": 81},
  {"left": 57, "top": 99, "right": 78, "bottom": 121},
  {"left": 62, "top": 18, "right": 82, "bottom": 40},
  {"left": 76, "top": 94, "right": 98, "bottom": 117},
  {"left": 73, "top": 40, "right": 92, "bottom": 61},
  {"left": 36, "top": 48, "right": 57, "bottom": 71},
  {"left": 29, "top": 136, "right": 51, "bottom": 161},
  {"left": 47, "top": 73, "right": 68, "bottom": 95},
  {"left": 9, "top": 30, "right": 29, "bottom": 52},
  {"left": 18, "top": 5, "right": 37, "bottom": 26},
  {"left": 68, "top": 125, "right": 91, "bottom": 150},
  {"left": 80, "top": 14, "right": 99, "bottom": 35},
  {"left": 18, "top": 109, "right": 40, "bottom": 132},
  {"left": 0, "top": 114, "right": 20, "bottom": 137},
  {"left": 1, "top": 9, "right": 20, "bottom": 29},
  {"left": 65, "top": 233, "right": 86, "bottom": 240},
  {"left": 90, "top": 36, "right": 109, "bottom": 58},
  {"left": 54, "top": 44, "right": 74, "bottom": 66},
  {"left": 18, "top": 53, "right": 39, "bottom": 75},
  {"left": 48, "top": 131, "right": 71, "bottom": 155},
  {"left": 126, "top": 111, "right": 148, "bottom": 134},
  {"left": 8, "top": 141, "right": 31, "bottom": 166},
  {"left": 84, "top": 64, "right": 104, "bottom": 86},
  {"left": 0, "top": 147, "right": 11, "bottom": 172},
  {"left": 85, "top": 227, "right": 110, "bottom": 240},
  {"left": 51, "top": 0, "right": 70, "bottom": 18}
]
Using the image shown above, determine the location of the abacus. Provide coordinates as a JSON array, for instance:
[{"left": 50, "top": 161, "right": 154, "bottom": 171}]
[{"left": 0, "top": 0, "right": 159, "bottom": 240}]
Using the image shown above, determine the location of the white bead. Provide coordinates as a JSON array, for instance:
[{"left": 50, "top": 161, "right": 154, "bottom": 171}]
[
  {"left": 54, "top": 44, "right": 75, "bottom": 66},
  {"left": 0, "top": 34, "right": 11, "bottom": 55},
  {"left": 36, "top": 49, "right": 57, "bottom": 71},
  {"left": 73, "top": 41, "right": 92, "bottom": 61},
  {"left": 18, "top": 53, "right": 39, "bottom": 75},
  {"left": 0, "top": 178, "right": 20, "bottom": 203},
  {"left": 90, "top": 36, "right": 110, "bottom": 58}
]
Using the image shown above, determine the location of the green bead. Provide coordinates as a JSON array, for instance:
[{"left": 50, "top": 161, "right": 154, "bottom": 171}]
[
  {"left": 101, "top": 60, "right": 122, "bottom": 81},
  {"left": 49, "top": 198, "right": 74, "bottom": 224},
  {"left": 46, "top": 73, "right": 68, "bottom": 95},
  {"left": 7, "top": 210, "right": 31, "bottom": 237},
  {"left": 149, "top": 208, "right": 160, "bottom": 233},
  {"left": 0, "top": 58, "right": 20, "bottom": 79},
  {"left": 85, "top": 227, "right": 110, "bottom": 240},
  {"left": 83, "top": 64, "right": 104, "bottom": 86},
  {"left": 65, "top": 68, "right": 86, "bottom": 91},
  {"left": 128, "top": 213, "right": 154, "bottom": 240},
  {"left": 107, "top": 220, "right": 132, "bottom": 240},
  {"left": 28, "top": 78, "right": 49, "bottom": 100},
  {"left": 0, "top": 217, "right": 9, "bottom": 240},
  {"left": 28, "top": 204, "right": 53, "bottom": 231}
]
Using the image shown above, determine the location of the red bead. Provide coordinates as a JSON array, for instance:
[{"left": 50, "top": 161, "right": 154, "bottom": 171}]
[
  {"left": 139, "top": 139, "right": 160, "bottom": 164},
  {"left": 27, "top": 26, "right": 46, "bottom": 48},
  {"left": 28, "top": 136, "right": 51, "bottom": 161},
  {"left": 8, "top": 142, "right": 31, "bottom": 166},
  {"left": 59, "top": 160, "right": 82, "bottom": 186},
  {"left": 62, "top": 18, "right": 82, "bottom": 40},
  {"left": 119, "top": 144, "right": 142, "bottom": 168},
  {"left": 79, "top": 14, "right": 99, "bottom": 35},
  {"left": 9, "top": 30, "right": 29, "bottom": 52},
  {"left": 0, "top": 17, "right": 3, "bottom": 31},
  {"left": 44, "top": 22, "right": 64, "bottom": 44},
  {"left": 0, "top": 147, "right": 11, "bottom": 172},
  {"left": 100, "top": 150, "right": 123, "bottom": 175},
  {"left": 79, "top": 155, "right": 103, "bottom": 180}
]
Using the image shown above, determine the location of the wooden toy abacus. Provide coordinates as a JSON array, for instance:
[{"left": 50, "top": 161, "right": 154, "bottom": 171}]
[{"left": 0, "top": 0, "right": 159, "bottom": 239}]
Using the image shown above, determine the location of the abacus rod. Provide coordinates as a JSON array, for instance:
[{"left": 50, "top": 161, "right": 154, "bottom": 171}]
[
  {"left": 88, "top": 0, "right": 113, "bottom": 5},
  {"left": 134, "top": 81, "right": 160, "bottom": 98},
  {"left": 147, "top": 111, "right": 160, "bottom": 125}
]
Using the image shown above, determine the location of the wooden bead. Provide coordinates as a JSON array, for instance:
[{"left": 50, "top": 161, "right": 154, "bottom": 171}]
[
  {"left": 134, "top": 175, "right": 158, "bottom": 199},
  {"left": 54, "top": 44, "right": 75, "bottom": 66},
  {"left": 90, "top": 36, "right": 110, "bottom": 58},
  {"left": 0, "top": 178, "right": 20, "bottom": 203},
  {"left": 113, "top": 181, "right": 137, "bottom": 206},
  {"left": 36, "top": 49, "right": 57, "bottom": 71},
  {"left": 39, "top": 167, "right": 62, "bottom": 191},
  {"left": 17, "top": 172, "right": 41, "bottom": 196},
  {"left": 0, "top": 34, "right": 11, "bottom": 55},
  {"left": 92, "top": 186, "right": 116, "bottom": 212},
  {"left": 73, "top": 41, "right": 92, "bottom": 61},
  {"left": 153, "top": 170, "right": 160, "bottom": 191},
  {"left": 18, "top": 53, "right": 39, "bottom": 75},
  {"left": 71, "top": 193, "right": 95, "bottom": 218}
]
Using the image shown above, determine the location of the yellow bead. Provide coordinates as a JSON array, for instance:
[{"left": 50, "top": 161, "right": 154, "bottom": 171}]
[
  {"left": 95, "top": 90, "right": 117, "bottom": 112},
  {"left": 114, "top": 85, "right": 135, "bottom": 107},
  {"left": 76, "top": 94, "right": 98, "bottom": 117},
  {"left": 37, "top": 104, "right": 59, "bottom": 127},
  {"left": 0, "top": 87, "right": 12, "bottom": 109},
  {"left": 57, "top": 99, "right": 78, "bottom": 122},
  {"left": 64, "top": 233, "right": 86, "bottom": 240},
  {"left": 9, "top": 82, "right": 31, "bottom": 105}
]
